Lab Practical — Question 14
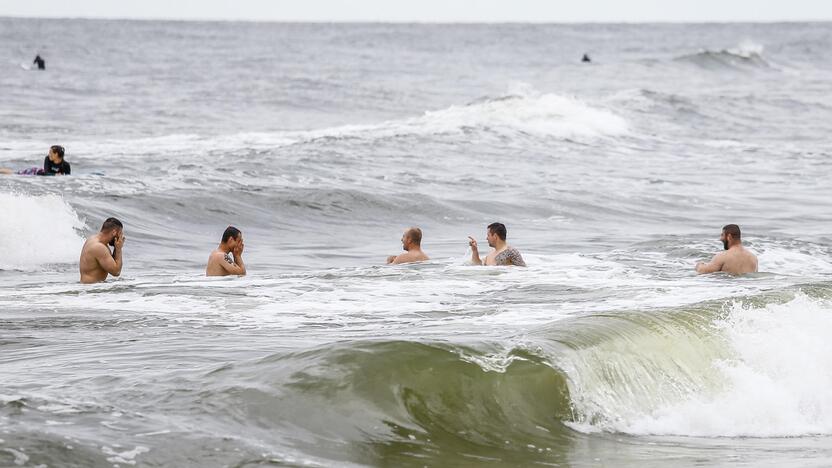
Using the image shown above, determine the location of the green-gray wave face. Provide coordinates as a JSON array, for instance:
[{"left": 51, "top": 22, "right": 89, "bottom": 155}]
[{"left": 125, "top": 284, "right": 826, "bottom": 467}]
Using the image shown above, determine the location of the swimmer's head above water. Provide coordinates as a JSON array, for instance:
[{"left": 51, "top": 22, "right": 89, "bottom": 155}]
[
  {"left": 101, "top": 217, "right": 124, "bottom": 247},
  {"left": 486, "top": 222, "right": 507, "bottom": 248},
  {"left": 401, "top": 227, "right": 422, "bottom": 252},
  {"left": 721, "top": 224, "right": 741, "bottom": 250},
  {"left": 222, "top": 225, "right": 242, "bottom": 246},
  {"left": 49, "top": 145, "right": 65, "bottom": 164}
]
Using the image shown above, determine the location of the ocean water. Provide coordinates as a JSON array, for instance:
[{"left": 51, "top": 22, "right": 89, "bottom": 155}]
[{"left": 2, "top": 18, "right": 832, "bottom": 467}]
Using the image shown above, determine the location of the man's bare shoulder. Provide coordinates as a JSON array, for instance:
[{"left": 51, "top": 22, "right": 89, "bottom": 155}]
[
  {"left": 393, "top": 251, "right": 427, "bottom": 264},
  {"left": 711, "top": 250, "right": 729, "bottom": 261},
  {"left": 83, "top": 240, "right": 108, "bottom": 256},
  {"left": 207, "top": 250, "right": 226, "bottom": 263}
]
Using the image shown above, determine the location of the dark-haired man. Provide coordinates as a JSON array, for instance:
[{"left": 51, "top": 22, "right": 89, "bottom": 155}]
[
  {"left": 696, "top": 224, "right": 758, "bottom": 275},
  {"left": 206, "top": 226, "right": 246, "bottom": 276},
  {"left": 468, "top": 222, "right": 526, "bottom": 267},
  {"left": 386, "top": 227, "right": 429, "bottom": 265},
  {"left": 79, "top": 218, "right": 125, "bottom": 284}
]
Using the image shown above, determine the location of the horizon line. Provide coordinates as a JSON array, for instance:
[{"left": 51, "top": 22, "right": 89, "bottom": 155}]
[{"left": 2, "top": 14, "right": 831, "bottom": 24}]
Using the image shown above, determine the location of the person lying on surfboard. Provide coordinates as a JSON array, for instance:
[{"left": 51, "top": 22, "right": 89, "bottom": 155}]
[{"left": 0, "top": 145, "right": 70, "bottom": 176}]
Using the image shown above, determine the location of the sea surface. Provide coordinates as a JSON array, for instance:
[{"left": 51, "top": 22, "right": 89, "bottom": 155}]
[{"left": 2, "top": 19, "right": 832, "bottom": 467}]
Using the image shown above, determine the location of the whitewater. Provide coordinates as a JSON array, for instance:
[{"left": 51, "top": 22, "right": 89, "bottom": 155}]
[{"left": 2, "top": 19, "right": 832, "bottom": 467}]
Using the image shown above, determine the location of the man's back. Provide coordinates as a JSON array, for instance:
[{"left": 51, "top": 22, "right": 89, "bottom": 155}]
[
  {"left": 79, "top": 237, "right": 109, "bottom": 283},
  {"left": 485, "top": 246, "right": 526, "bottom": 266},
  {"left": 390, "top": 249, "right": 429, "bottom": 265},
  {"left": 721, "top": 247, "right": 758, "bottom": 275}
]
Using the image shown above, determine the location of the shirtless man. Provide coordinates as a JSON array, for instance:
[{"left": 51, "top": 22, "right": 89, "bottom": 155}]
[
  {"left": 386, "top": 227, "right": 429, "bottom": 265},
  {"left": 695, "top": 224, "right": 758, "bottom": 275},
  {"left": 206, "top": 226, "right": 247, "bottom": 276},
  {"left": 79, "top": 218, "right": 125, "bottom": 284},
  {"left": 468, "top": 222, "right": 526, "bottom": 267}
]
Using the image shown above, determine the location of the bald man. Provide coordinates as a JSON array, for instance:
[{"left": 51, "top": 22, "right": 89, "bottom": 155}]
[{"left": 386, "top": 227, "right": 429, "bottom": 265}]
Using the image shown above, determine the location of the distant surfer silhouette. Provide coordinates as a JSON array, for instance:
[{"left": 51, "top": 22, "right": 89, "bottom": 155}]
[
  {"left": 581, "top": 54, "right": 591, "bottom": 63},
  {"left": 33, "top": 55, "right": 45, "bottom": 70}
]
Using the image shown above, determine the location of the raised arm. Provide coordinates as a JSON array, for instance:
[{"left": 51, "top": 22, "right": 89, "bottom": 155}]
[
  {"left": 94, "top": 235, "right": 124, "bottom": 276},
  {"left": 695, "top": 252, "right": 725, "bottom": 274},
  {"left": 468, "top": 236, "right": 482, "bottom": 265},
  {"left": 220, "top": 241, "right": 246, "bottom": 276}
]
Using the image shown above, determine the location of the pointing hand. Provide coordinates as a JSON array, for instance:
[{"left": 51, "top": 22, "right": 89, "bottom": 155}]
[{"left": 468, "top": 236, "right": 478, "bottom": 250}]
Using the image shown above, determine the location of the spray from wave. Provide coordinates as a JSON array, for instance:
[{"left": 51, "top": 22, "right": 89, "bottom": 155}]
[
  {"left": 674, "top": 41, "right": 771, "bottom": 70},
  {"left": 0, "top": 192, "right": 86, "bottom": 270},
  {"left": 561, "top": 292, "right": 832, "bottom": 438}
]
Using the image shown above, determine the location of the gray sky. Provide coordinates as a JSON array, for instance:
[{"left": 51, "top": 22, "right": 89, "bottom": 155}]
[{"left": 2, "top": 0, "right": 832, "bottom": 22}]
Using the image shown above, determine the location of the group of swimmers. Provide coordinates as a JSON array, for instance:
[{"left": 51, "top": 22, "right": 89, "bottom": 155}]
[
  {"left": 77, "top": 218, "right": 758, "bottom": 284},
  {"left": 5, "top": 146, "right": 758, "bottom": 282}
]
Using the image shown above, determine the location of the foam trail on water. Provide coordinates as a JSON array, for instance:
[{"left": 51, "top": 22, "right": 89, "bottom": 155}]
[{"left": 0, "top": 192, "right": 86, "bottom": 270}]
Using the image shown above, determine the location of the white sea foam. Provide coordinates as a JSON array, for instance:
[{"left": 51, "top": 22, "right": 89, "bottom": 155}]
[
  {"left": 398, "top": 86, "right": 629, "bottom": 139},
  {"left": 727, "top": 40, "right": 765, "bottom": 59},
  {"left": 569, "top": 294, "right": 832, "bottom": 438},
  {"left": 757, "top": 245, "right": 832, "bottom": 276},
  {"left": 0, "top": 192, "right": 86, "bottom": 270},
  {"left": 0, "top": 86, "right": 627, "bottom": 164}
]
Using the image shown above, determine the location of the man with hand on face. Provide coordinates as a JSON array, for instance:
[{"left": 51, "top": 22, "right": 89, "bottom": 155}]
[
  {"left": 386, "top": 227, "right": 429, "bottom": 265},
  {"left": 79, "top": 217, "right": 125, "bottom": 284},
  {"left": 206, "top": 226, "right": 247, "bottom": 276},
  {"left": 696, "top": 224, "right": 758, "bottom": 275},
  {"left": 468, "top": 222, "right": 526, "bottom": 267}
]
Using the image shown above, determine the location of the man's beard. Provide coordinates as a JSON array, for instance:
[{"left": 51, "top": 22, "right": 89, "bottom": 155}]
[{"left": 722, "top": 240, "right": 729, "bottom": 250}]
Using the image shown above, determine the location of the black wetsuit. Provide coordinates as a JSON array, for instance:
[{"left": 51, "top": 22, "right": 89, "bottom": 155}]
[
  {"left": 33, "top": 55, "right": 45, "bottom": 70},
  {"left": 42, "top": 156, "right": 70, "bottom": 175}
]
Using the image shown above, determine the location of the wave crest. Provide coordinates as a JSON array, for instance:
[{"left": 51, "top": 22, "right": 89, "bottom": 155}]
[
  {"left": 0, "top": 192, "right": 86, "bottom": 271},
  {"left": 674, "top": 41, "right": 771, "bottom": 70}
]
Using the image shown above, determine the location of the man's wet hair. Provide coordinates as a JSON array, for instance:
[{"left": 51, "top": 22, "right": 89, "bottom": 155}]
[
  {"left": 406, "top": 227, "right": 422, "bottom": 246},
  {"left": 222, "top": 226, "right": 242, "bottom": 243},
  {"left": 100, "top": 217, "right": 123, "bottom": 232},
  {"left": 51, "top": 145, "right": 64, "bottom": 159},
  {"left": 722, "top": 224, "right": 741, "bottom": 239},
  {"left": 488, "top": 222, "right": 507, "bottom": 241}
]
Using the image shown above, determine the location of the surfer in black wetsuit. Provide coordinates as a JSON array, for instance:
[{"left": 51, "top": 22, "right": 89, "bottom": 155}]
[
  {"left": 0, "top": 145, "right": 70, "bottom": 176},
  {"left": 582, "top": 54, "right": 591, "bottom": 63},
  {"left": 42, "top": 145, "right": 70, "bottom": 175},
  {"left": 33, "top": 55, "right": 45, "bottom": 70}
]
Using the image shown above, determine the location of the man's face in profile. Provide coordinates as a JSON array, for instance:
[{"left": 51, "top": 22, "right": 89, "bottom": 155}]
[
  {"left": 721, "top": 231, "right": 729, "bottom": 250},
  {"left": 486, "top": 229, "right": 496, "bottom": 248},
  {"left": 401, "top": 232, "right": 409, "bottom": 251}
]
